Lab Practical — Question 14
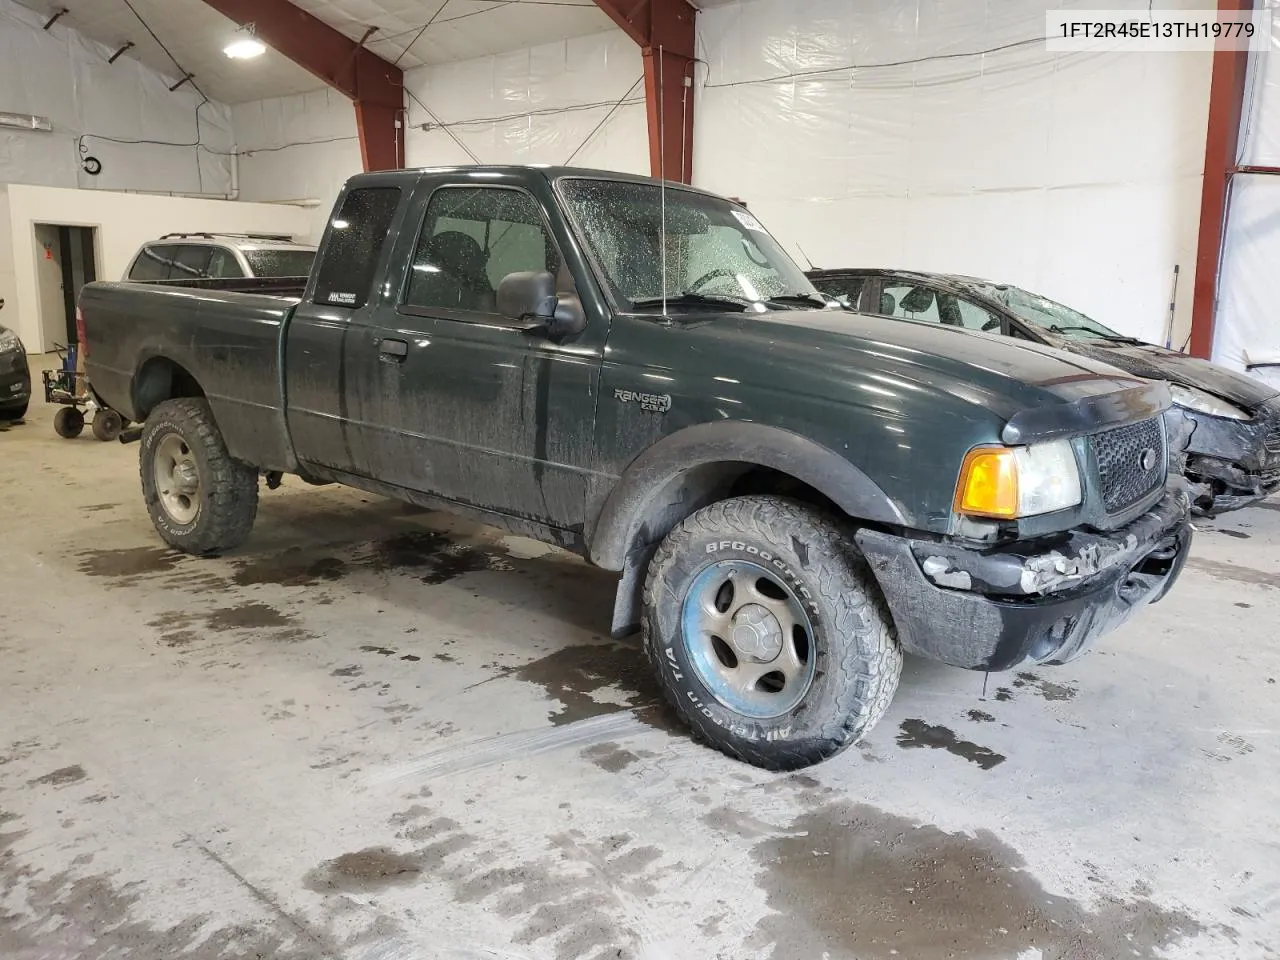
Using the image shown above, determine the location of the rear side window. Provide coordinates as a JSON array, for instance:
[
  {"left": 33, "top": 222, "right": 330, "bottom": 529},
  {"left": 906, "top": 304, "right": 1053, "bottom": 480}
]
[
  {"left": 243, "top": 248, "right": 316, "bottom": 278},
  {"left": 173, "top": 245, "right": 213, "bottom": 279},
  {"left": 811, "top": 276, "right": 864, "bottom": 308},
  {"left": 129, "top": 244, "right": 178, "bottom": 281},
  {"left": 207, "top": 247, "right": 244, "bottom": 279},
  {"left": 313, "top": 187, "right": 402, "bottom": 308}
]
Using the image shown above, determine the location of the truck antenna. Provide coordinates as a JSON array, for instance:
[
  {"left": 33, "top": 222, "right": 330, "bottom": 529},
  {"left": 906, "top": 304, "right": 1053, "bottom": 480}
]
[
  {"left": 659, "top": 45, "right": 668, "bottom": 319},
  {"left": 796, "top": 243, "right": 816, "bottom": 272}
]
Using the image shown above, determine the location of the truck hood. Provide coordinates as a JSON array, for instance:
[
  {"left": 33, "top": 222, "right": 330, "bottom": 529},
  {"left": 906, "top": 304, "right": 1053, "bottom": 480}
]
[
  {"left": 719, "top": 309, "right": 1154, "bottom": 423},
  {"left": 1054, "top": 338, "right": 1279, "bottom": 411}
]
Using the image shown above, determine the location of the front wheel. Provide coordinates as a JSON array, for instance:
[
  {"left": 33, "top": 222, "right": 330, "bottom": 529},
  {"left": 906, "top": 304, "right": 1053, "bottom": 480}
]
[
  {"left": 642, "top": 496, "right": 902, "bottom": 770},
  {"left": 139, "top": 398, "right": 259, "bottom": 555}
]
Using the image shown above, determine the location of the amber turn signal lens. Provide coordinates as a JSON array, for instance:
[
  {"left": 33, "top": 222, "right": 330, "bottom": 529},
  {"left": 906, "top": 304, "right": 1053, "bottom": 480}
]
[{"left": 955, "top": 448, "right": 1018, "bottom": 519}]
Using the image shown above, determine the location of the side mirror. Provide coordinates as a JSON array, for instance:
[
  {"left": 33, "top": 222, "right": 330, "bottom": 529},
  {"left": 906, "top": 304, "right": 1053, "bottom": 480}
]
[{"left": 496, "top": 270, "right": 587, "bottom": 339}]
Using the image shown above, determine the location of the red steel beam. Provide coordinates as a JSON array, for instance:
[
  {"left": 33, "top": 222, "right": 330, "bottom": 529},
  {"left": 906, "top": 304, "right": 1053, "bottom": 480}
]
[
  {"left": 594, "top": 0, "right": 697, "bottom": 183},
  {"left": 1188, "top": 0, "right": 1253, "bottom": 358},
  {"left": 198, "top": 0, "right": 404, "bottom": 171}
]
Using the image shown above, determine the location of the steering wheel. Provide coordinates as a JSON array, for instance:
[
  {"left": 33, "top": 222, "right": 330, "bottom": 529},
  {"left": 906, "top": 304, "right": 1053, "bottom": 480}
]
[{"left": 688, "top": 268, "right": 736, "bottom": 293}]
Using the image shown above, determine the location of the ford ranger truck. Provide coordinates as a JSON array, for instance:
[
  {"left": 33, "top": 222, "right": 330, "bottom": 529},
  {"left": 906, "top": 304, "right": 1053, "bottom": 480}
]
[{"left": 79, "top": 166, "right": 1192, "bottom": 770}]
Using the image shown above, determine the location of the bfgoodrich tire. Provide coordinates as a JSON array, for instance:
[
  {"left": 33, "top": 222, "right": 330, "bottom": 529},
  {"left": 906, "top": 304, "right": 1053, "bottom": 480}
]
[
  {"left": 642, "top": 496, "right": 902, "bottom": 770},
  {"left": 139, "top": 398, "right": 259, "bottom": 555}
]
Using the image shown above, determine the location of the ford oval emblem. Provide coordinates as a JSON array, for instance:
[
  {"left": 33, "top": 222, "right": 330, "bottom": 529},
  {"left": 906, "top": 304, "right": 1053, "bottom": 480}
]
[{"left": 1140, "top": 447, "right": 1157, "bottom": 471}]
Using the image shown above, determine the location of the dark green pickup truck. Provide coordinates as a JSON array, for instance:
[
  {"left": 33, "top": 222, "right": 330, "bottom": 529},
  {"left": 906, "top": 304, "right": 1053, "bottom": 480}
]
[{"left": 80, "top": 166, "right": 1191, "bottom": 769}]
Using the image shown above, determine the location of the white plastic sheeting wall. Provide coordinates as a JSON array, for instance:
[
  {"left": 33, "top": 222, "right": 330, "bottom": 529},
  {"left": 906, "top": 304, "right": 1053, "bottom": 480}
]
[
  {"left": 694, "top": 0, "right": 1213, "bottom": 347},
  {"left": 0, "top": 0, "right": 233, "bottom": 196},
  {"left": 232, "top": 30, "right": 647, "bottom": 237},
  {"left": 1212, "top": 18, "right": 1280, "bottom": 385}
]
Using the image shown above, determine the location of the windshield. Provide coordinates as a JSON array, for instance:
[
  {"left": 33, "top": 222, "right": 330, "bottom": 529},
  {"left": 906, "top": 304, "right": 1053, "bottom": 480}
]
[
  {"left": 557, "top": 178, "right": 819, "bottom": 312},
  {"left": 980, "top": 284, "right": 1124, "bottom": 340},
  {"left": 243, "top": 248, "right": 316, "bottom": 278}
]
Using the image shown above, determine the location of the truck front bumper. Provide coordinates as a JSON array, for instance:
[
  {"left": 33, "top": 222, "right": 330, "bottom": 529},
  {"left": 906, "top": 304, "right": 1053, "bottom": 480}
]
[{"left": 854, "top": 491, "right": 1192, "bottom": 671}]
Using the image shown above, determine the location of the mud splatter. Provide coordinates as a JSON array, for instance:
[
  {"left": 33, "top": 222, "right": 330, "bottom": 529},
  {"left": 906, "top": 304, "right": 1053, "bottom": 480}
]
[
  {"left": 1211, "top": 529, "right": 1251, "bottom": 540},
  {"left": 205, "top": 603, "right": 294, "bottom": 631},
  {"left": 432, "top": 652, "right": 455, "bottom": 663},
  {"left": 28, "top": 765, "right": 87, "bottom": 787},
  {"left": 896, "top": 720, "right": 1005, "bottom": 770},
  {"left": 750, "top": 801, "right": 1212, "bottom": 960},
  {"left": 303, "top": 847, "right": 423, "bottom": 894},
  {"left": 993, "top": 688, "right": 1014, "bottom": 702},
  {"left": 82, "top": 503, "right": 117, "bottom": 513},
  {"left": 581, "top": 742, "right": 642, "bottom": 773},
  {"left": 1012, "top": 672, "right": 1077, "bottom": 701},
  {"left": 331, "top": 665, "right": 362, "bottom": 677},
  {"left": 76, "top": 546, "right": 182, "bottom": 580},
  {"left": 401, "top": 654, "right": 422, "bottom": 662},
  {"left": 966, "top": 709, "right": 995, "bottom": 723},
  {"left": 360, "top": 645, "right": 396, "bottom": 657},
  {"left": 232, "top": 553, "right": 347, "bottom": 587},
  {"left": 513, "top": 643, "right": 658, "bottom": 725}
]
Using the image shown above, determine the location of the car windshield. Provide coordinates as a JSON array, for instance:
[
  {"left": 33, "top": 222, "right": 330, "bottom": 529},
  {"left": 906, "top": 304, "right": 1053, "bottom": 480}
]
[
  {"left": 980, "top": 284, "right": 1125, "bottom": 340},
  {"left": 557, "top": 177, "right": 820, "bottom": 312},
  {"left": 242, "top": 248, "right": 316, "bottom": 278}
]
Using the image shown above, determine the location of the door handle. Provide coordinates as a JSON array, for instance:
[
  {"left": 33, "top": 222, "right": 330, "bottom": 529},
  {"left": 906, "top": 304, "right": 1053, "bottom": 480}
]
[{"left": 378, "top": 338, "right": 409, "bottom": 361}]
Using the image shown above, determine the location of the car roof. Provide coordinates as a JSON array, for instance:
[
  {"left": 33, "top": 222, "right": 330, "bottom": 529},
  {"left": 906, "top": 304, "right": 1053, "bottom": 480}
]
[
  {"left": 151, "top": 234, "right": 315, "bottom": 251},
  {"left": 343, "top": 164, "right": 734, "bottom": 202},
  {"left": 806, "top": 267, "right": 1002, "bottom": 290}
]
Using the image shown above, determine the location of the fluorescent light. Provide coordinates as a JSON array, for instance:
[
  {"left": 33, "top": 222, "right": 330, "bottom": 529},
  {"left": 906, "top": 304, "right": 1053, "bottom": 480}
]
[
  {"left": 0, "top": 112, "right": 52, "bottom": 132},
  {"left": 224, "top": 37, "right": 266, "bottom": 59}
]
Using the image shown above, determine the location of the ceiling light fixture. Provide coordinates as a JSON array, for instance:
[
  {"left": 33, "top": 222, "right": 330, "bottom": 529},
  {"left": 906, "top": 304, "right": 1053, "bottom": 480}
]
[{"left": 224, "top": 23, "right": 266, "bottom": 60}]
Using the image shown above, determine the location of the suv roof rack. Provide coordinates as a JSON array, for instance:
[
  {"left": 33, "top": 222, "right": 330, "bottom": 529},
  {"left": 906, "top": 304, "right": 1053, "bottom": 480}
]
[{"left": 158, "top": 232, "right": 297, "bottom": 242}]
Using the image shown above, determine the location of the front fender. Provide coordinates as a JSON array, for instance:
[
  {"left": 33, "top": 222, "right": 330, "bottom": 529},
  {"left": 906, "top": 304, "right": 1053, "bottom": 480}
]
[{"left": 588, "top": 420, "right": 908, "bottom": 571}]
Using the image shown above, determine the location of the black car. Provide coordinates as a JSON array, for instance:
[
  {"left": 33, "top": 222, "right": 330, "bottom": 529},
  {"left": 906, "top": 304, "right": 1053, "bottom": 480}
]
[
  {"left": 809, "top": 268, "right": 1280, "bottom": 514},
  {"left": 0, "top": 301, "right": 31, "bottom": 423}
]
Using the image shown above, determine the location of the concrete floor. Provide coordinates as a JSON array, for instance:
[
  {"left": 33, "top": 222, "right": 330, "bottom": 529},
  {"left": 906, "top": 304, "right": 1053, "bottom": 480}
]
[{"left": 1, "top": 365, "right": 1278, "bottom": 960}]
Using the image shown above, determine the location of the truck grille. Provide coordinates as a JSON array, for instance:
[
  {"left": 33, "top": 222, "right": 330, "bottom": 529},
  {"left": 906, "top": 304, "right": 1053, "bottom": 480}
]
[{"left": 1092, "top": 417, "right": 1166, "bottom": 513}]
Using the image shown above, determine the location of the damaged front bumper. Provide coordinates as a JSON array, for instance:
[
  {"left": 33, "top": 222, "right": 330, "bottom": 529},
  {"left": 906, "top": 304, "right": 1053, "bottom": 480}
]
[
  {"left": 1179, "top": 401, "right": 1280, "bottom": 515},
  {"left": 854, "top": 491, "right": 1192, "bottom": 672}
]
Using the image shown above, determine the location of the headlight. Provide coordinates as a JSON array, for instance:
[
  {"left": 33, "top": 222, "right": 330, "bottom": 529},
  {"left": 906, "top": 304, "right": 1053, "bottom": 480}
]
[
  {"left": 955, "top": 439, "right": 1082, "bottom": 519},
  {"left": 0, "top": 329, "right": 20, "bottom": 354},
  {"left": 1170, "top": 384, "right": 1248, "bottom": 421}
]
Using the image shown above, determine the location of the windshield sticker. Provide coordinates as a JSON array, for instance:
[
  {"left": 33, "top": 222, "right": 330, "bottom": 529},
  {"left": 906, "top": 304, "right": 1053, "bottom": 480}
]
[
  {"left": 732, "top": 209, "right": 765, "bottom": 232},
  {"left": 329, "top": 291, "right": 357, "bottom": 305}
]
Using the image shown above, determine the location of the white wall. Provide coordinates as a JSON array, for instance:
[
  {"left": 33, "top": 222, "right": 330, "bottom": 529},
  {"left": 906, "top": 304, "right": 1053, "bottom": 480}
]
[
  {"left": 0, "top": 0, "right": 233, "bottom": 196},
  {"left": 0, "top": 185, "right": 313, "bottom": 352},
  {"left": 1213, "top": 18, "right": 1280, "bottom": 384},
  {"left": 232, "top": 29, "right": 648, "bottom": 236},
  {"left": 694, "top": 0, "right": 1213, "bottom": 347},
  {"left": 0, "top": 186, "right": 13, "bottom": 336}
]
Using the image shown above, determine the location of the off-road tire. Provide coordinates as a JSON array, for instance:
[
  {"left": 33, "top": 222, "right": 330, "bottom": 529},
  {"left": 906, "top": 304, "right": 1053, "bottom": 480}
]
[
  {"left": 642, "top": 496, "right": 902, "bottom": 770},
  {"left": 139, "top": 398, "right": 258, "bottom": 555},
  {"left": 53, "top": 406, "right": 84, "bottom": 439}
]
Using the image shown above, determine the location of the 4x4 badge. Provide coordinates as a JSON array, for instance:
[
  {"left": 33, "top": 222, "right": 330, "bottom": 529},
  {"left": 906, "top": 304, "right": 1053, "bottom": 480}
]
[{"left": 615, "top": 388, "right": 672, "bottom": 413}]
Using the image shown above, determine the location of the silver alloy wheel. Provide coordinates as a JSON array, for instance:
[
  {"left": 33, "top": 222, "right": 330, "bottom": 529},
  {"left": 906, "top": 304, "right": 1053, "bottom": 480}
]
[
  {"left": 680, "top": 559, "right": 817, "bottom": 719},
  {"left": 153, "top": 432, "right": 201, "bottom": 525}
]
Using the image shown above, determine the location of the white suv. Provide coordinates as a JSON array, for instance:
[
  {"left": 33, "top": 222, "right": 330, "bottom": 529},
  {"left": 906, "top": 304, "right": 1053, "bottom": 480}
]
[{"left": 125, "top": 233, "right": 316, "bottom": 282}]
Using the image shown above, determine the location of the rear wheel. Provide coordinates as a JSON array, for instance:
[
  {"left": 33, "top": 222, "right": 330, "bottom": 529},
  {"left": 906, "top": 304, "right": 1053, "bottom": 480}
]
[
  {"left": 642, "top": 496, "right": 902, "bottom": 770},
  {"left": 53, "top": 407, "right": 84, "bottom": 439},
  {"left": 139, "top": 398, "right": 258, "bottom": 555}
]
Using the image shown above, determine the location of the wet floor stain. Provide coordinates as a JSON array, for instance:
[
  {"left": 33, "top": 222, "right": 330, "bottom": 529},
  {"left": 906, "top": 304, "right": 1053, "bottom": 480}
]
[
  {"left": 1235, "top": 602, "right": 1253, "bottom": 609},
  {"left": 205, "top": 603, "right": 295, "bottom": 631},
  {"left": 432, "top": 652, "right": 455, "bottom": 663},
  {"left": 401, "top": 654, "right": 422, "bottom": 662},
  {"left": 360, "top": 645, "right": 397, "bottom": 657},
  {"left": 75, "top": 546, "right": 182, "bottom": 580},
  {"left": 896, "top": 720, "right": 1005, "bottom": 770},
  {"left": 513, "top": 643, "right": 659, "bottom": 726},
  {"left": 331, "top": 665, "right": 362, "bottom": 677},
  {"left": 993, "top": 688, "right": 1014, "bottom": 702},
  {"left": 231, "top": 552, "right": 347, "bottom": 587},
  {"left": 580, "top": 742, "right": 644, "bottom": 773},
  {"left": 303, "top": 847, "right": 423, "bottom": 894},
  {"left": 1211, "top": 529, "right": 1251, "bottom": 539},
  {"left": 1012, "top": 671, "right": 1077, "bottom": 701},
  {"left": 966, "top": 709, "right": 995, "bottom": 723},
  {"left": 83, "top": 503, "right": 117, "bottom": 513},
  {"left": 751, "top": 801, "right": 1213, "bottom": 960},
  {"left": 1189, "top": 557, "right": 1280, "bottom": 589},
  {"left": 360, "top": 530, "right": 513, "bottom": 586},
  {"left": 27, "top": 765, "right": 87, "bottom": 787}
]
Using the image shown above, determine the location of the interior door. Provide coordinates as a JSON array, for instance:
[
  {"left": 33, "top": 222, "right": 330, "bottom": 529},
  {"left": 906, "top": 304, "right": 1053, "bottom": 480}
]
[{"left": 344, "top": 180, "right": 603, "bottom": 531}]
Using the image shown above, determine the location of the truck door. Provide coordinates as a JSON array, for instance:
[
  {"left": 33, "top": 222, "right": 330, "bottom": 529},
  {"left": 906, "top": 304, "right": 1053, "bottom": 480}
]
[
  {"left": 344, "top": 179, "right": 605, "bottom": 532},
  {"left": 284, "top": 184, "right": 406, "bottom": 473}
]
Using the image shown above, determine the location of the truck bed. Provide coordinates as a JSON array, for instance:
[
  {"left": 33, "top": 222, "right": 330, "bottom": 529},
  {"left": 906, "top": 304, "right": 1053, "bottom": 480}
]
[{"left": 80, "top": 282, "right": 299, "bottom": 469}]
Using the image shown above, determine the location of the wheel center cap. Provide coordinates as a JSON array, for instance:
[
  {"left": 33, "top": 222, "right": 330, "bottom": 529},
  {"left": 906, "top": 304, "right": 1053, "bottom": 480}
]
[
  {"left": 174, "top": 460, "right": 199, "bottom": 496},
  {"left": 730, "top": 603, "right": 783, "bottom": 663}
]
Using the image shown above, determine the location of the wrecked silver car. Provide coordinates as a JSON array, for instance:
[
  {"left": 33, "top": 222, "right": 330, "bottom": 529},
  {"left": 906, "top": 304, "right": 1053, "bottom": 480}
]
[{"left": 808, "top": 268, "right": 1280, "bottom": 515}]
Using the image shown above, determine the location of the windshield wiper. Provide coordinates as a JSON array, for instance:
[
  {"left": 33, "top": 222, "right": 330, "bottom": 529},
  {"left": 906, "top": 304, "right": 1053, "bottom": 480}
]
[
  {"left": 1049, "top": 324, "right": 1142, "bottom": 344},
  {"left": 630, "top": 292, "right": 750, "bottom": 313},
  {"left": 764, "top": 293, "right": 832, "bottom": 310}
]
